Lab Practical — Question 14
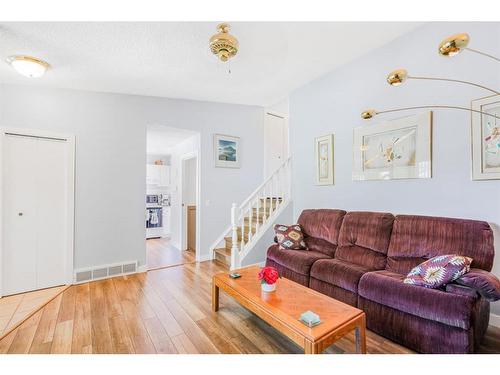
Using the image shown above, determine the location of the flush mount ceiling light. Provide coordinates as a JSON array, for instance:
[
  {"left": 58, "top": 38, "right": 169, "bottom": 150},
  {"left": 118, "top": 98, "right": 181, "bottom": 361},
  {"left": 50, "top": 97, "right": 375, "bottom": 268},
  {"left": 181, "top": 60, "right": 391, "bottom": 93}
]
[
  {"left": 209, "top": 23, "right": 239, "bottom": 62},
  {"left": 6, "top": 55, "right": 50, "bottom": 78}
]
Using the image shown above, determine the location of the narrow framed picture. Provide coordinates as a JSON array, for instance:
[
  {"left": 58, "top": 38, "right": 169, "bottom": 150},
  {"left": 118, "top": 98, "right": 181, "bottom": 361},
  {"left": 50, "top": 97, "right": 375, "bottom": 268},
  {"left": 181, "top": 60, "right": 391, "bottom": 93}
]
[
  {"left": 471, "top": 94, "right": 500, "bottom": 180},
  {"left": 214, "top": 134, "right": 240, "bottom": 168},
  {"left": 315, "top": 134, "right": 334, "bottom": 185},
  {"left": 352, "top": 111, "right": 432, "bottom": 181}
]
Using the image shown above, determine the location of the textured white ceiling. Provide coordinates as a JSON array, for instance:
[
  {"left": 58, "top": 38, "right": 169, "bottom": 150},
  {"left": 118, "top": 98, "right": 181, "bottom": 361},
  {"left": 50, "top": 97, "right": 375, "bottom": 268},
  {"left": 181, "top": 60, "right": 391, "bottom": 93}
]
[{"left": 0, "top": 22, "right": 422, "bottom": 106}]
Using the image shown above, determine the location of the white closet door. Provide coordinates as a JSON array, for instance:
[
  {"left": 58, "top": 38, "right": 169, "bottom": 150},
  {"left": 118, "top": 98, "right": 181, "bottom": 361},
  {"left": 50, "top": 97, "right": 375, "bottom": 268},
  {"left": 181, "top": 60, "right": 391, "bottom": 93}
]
[
  {"left": 2, "top": 135, "right": 39, "bottom": 295},
  {"left": 34, "top": 138, "right": 67, "bottom": 289},
  {"left": 2, "top": 134, "right": 68, "bottom": 295}
]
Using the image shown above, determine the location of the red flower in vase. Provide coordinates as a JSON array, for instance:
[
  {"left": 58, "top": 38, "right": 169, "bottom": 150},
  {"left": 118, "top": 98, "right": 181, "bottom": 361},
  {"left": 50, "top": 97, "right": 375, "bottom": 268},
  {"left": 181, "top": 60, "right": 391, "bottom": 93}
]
[{"left": 258, "top": 266, "right": 280, "bottom": 285}]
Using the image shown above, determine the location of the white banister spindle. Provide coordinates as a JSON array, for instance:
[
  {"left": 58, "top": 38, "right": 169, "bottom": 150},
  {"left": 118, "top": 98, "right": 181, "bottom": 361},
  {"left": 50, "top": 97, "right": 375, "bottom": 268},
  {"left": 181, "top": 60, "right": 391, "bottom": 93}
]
[
  {"left": 248, "top": 202, "right": 253, "bottom": 242},
  {"left": 212, "top": 158, "right": 291, "bottom": 270},
  {"left": 230, "top": 203, "right": 240, "bottom": 270},
  {"left": 256, "top": 195, "right": 260, "bottom": 232},
  {"left": 240, "top": 208, "right": 245, "bottom": 252}
]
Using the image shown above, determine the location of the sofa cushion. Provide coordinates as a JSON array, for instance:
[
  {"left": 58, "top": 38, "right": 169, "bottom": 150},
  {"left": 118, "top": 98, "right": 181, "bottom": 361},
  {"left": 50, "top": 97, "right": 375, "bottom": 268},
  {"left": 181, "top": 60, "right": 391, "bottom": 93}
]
[
  {"left": 310, "top": 258, "right": 371, "bottom": 293},
  {"left": 274, "top": 224, "right": 306, "bottom": 250},
  {"left": 297, "top": 209, "right": 346, "bottom": 246},
  {"left": 387, "top": 215, "right": 494, "bottom": 275},
  {"left": 266, "top": 244, "right": 331, "bottom": 276},
  {"left": 266, "top": 258, "right": 309, "bottom": 286},
  {"left": 403, "top": 255, "right": 472, "bottom": 288},
  {"left": 303, "top": 236, "right": 337, "bottom": 257},
  {"left": 358, "top": 270, "right": 477, "bottom": 329},
  {"left": 335, "top": 211, "right": 394, "bottom": 270}
]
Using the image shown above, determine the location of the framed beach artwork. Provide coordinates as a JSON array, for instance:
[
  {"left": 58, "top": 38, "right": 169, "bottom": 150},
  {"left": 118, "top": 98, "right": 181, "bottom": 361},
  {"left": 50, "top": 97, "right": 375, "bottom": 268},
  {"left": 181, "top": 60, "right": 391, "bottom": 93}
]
[
  {"left": 214, "top": 134, "right": 240, "bottom": 168},
  {"left": 471, "top": 95, "right": 500, "bottom": 180},
  {"left": 315, "top": 134, "right": 334, "bottom": 185},
  {"left": 353, "top": 111, "right": 432, "bottom": 181}
]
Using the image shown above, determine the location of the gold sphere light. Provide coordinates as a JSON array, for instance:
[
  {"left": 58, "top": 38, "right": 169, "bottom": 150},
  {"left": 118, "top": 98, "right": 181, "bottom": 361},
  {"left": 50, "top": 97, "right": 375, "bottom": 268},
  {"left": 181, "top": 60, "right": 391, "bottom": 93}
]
[
  {"left": 361, "top": 106, "right": 500, "bottom": 121},
  {"left": 362, "top": 32, "right": 500, "bottom": 123},
  {"left": 387, "top": 69, "right": 408, "bottom": 86},
  {"left": 438, "top": 33, "right": 470, "bottom": 56},
  {"left": 361, "top": 109, "right": 377, "bottom": 119},
  {"left": 385, "top": 69, "right": 499, "bottom": 94},
  {"left": 209, "top": 23, "right": 239, "bottom": 62}
]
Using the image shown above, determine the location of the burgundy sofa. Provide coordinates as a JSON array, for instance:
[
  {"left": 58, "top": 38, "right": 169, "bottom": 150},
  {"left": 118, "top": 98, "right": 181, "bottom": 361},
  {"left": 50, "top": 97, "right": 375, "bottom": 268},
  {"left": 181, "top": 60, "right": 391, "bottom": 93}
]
[{"left": 266, "top": 209, "right": 495, "bottom": 353}]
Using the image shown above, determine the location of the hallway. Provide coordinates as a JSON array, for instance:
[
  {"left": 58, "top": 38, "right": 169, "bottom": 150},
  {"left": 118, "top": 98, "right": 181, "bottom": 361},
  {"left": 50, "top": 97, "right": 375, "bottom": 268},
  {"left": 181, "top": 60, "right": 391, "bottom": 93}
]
[{"left": 146, "top": 238, "right": 195, "bottom": 270}]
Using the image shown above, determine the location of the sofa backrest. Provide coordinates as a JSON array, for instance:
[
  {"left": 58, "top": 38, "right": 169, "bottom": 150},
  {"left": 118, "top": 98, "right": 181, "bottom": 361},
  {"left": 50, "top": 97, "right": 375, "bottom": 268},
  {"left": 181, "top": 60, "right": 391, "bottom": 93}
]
[
  {"left": 387, "top": 214, "right": 495, "bottom": 275},
  {"left": 336, "top": 211, "right": 395, "bottom": 270},
  {"left": 298, "top": 209, "right": 346, "bottom": 257}
]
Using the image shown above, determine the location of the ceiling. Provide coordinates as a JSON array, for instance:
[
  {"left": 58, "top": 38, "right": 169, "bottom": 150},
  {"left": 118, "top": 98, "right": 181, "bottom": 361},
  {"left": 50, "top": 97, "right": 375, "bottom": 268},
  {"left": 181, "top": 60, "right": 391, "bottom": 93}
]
[
  {"left": 0, "top": 22, "right": 422, "bottom": 106},
  {"left": 147, "top": 125, "right": 197, "bottom": 155}
]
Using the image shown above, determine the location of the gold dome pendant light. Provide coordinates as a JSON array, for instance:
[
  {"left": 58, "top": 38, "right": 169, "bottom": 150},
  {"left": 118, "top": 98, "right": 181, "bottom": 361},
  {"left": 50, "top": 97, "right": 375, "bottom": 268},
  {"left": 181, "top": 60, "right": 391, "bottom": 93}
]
[
  {"left": 386, "top": 68, "right": 499, "bottom": 94},
  {"left": 362, "top": 32, "right": 500, "bottom": 121},
  {"left": 209, "top": 23, "right": 239, "bottom": 62},
  {"left": 439, "top": 32, "right": 500, "bottom": 62}
]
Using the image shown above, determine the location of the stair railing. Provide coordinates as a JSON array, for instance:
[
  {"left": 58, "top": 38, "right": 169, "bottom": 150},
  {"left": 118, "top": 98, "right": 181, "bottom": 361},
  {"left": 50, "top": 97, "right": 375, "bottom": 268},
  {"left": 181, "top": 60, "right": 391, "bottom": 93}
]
[{"left": 230, "top": 157, "right": 291, "bottom": 269}]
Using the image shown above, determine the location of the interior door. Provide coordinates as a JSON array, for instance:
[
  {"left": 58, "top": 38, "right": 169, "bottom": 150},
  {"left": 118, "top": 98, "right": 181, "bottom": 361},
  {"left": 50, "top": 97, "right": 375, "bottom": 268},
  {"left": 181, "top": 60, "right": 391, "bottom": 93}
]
[
  {"left": 264, "top": 113, "right": 287, "bottom": 178},
  {"left": 2, "top": 133, "right": 68, "bottom": 295},
  {"left": 2, "top": 135, "right": 39, "bottom": 295},
  {"left": 35, "top": 138, "right": 68, "bottom": 289}
]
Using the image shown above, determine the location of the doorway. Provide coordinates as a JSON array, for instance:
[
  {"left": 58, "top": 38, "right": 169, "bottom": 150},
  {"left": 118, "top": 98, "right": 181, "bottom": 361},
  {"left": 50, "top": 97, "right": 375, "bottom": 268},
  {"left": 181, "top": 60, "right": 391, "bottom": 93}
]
[
  {"left": 264, "top": 111, "right": 289, "bottom": 178},
  {"left": 145, "top": 125, "right": 200, "bottom": 270},
  {"left": 181, "top": 154, "right": 198, "bottom": 256},
  {"left": 0, "top": 128, "right": 74, "bottom": 297}
]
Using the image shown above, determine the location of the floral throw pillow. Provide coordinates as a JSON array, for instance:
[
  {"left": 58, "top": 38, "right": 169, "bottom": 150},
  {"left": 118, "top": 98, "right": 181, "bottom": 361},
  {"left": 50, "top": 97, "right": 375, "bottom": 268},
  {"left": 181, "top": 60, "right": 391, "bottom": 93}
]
[
  {"left": 274, "top": 224, "right": 306, "bottom": 250},
  {"left": 403, "top": 254, "right": 472, "bottom": 289}
]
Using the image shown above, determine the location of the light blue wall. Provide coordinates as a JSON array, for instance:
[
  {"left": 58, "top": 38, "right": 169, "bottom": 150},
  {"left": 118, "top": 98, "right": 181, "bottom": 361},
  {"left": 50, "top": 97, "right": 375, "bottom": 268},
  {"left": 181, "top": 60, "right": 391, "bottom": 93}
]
[
  {"left": 0, "top": 85, "right": 264, "bottom": 270},
  {"left": 289, "top": 22, "right": 500, "bottom": 314}
]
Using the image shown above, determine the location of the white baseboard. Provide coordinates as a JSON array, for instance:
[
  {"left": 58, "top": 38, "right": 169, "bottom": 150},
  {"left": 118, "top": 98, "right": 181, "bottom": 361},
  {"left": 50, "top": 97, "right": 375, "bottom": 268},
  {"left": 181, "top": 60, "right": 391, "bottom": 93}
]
[
  {"left": 73, "top": 260, "right": 141, "bottom": 284},
  {"left": 490, "top": 313, "right": 500, "bottom": 328}
]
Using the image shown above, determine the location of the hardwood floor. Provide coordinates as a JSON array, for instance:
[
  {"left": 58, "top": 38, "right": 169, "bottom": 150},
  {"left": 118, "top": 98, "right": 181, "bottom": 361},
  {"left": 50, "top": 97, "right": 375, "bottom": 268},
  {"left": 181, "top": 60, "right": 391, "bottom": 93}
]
[
  {"left": 0, "top": 285, "right": 67, "bottom": 338},
  {"left": 0, "top": 260, "right": 499, "bottom": 354},
  {"left": 147, "top": 238, "right": 195, "bottom": 270}
]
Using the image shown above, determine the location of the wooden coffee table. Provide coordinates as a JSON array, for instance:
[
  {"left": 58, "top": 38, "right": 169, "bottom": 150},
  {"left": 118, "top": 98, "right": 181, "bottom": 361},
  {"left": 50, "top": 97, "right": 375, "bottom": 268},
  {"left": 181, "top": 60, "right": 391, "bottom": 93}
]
[{"left": 212, "top": 266, "right": 366, "bottom": 354}]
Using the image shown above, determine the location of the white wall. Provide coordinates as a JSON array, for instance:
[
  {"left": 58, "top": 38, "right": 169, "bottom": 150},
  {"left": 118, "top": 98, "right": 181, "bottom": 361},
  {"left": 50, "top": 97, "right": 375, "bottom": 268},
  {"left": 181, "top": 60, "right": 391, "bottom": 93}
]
[
  {"left": 0, "top": 84, "right": 264, "bottom": 269},
  {"left": 289, "top": 22, "right": 500, "bottom": 315}
]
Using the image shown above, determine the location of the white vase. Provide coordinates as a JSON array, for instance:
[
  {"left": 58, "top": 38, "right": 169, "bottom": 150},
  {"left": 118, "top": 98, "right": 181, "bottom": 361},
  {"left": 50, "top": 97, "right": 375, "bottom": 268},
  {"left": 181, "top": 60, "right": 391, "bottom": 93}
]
[{"left": 261, "top": 282, "right": 276, "bottom": 292}]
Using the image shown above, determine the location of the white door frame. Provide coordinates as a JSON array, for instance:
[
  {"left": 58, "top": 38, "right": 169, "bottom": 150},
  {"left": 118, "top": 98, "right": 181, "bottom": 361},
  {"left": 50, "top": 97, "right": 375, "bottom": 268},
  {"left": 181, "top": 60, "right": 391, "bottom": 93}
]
[
  {"left": 0, "top": 127, "right": 75, "bottom": 297},
  {"left": 179, "top": 150, "right": 201, "bottom": 262},
  {"left": 263, "top": 110, "right": 289, "bottom": 178}
]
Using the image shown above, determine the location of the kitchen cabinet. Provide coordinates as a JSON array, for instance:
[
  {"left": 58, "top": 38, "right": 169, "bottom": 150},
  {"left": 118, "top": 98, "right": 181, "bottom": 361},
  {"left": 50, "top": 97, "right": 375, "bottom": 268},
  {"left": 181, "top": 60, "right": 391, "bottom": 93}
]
[{"left": 146, "top": 165, "right": 170, "bottom": 186}]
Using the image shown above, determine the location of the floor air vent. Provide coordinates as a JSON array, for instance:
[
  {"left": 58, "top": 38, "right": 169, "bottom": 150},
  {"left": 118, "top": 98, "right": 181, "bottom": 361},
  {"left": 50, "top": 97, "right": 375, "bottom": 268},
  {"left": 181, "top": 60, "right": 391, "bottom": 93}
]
[{"left": 74, "top": 260, "right": 139, "bottom": 284}]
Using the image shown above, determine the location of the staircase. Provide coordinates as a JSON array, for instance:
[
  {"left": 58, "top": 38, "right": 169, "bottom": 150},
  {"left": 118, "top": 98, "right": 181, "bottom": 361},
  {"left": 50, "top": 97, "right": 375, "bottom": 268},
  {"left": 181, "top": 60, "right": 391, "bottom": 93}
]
[{"left": 210, "top": 158, "right": 291, "bottom": 270}]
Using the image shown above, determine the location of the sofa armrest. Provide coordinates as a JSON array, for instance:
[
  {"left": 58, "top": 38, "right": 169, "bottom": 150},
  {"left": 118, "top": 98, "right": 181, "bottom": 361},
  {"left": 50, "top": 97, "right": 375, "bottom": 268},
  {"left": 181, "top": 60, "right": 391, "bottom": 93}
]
[
  {"left": 455, "top": 268, "right": 500, "bottom": 302},
  {"left": 445, "top": 284, "right": 478, "bottom": 298}
]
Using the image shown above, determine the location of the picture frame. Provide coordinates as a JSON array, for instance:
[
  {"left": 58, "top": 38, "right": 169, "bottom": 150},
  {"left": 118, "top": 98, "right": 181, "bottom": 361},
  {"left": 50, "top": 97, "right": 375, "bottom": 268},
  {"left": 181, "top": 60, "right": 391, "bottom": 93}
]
[
  {"left": 314, "top": 134, "right": 334, "bottom": 185},
  {"left": 471, "top": 94, "right": 500, "bottom": 180},
  {"left": 353, "top": 111, "right": 432, "bottom": 181},
  {"left": 214, "top": 134, "right": 240, "bottom": 168}
]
